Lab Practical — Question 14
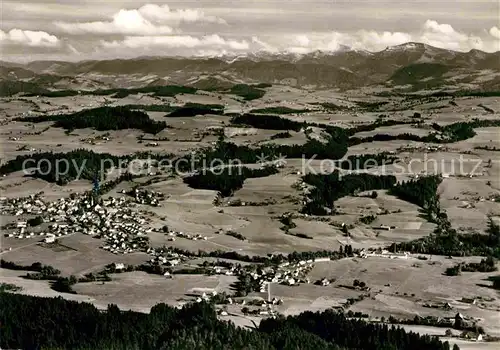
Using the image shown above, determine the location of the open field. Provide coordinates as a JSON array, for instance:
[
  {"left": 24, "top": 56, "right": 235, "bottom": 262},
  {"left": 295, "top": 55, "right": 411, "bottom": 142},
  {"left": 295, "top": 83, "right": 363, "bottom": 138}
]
[
  {"left": 0, "top": 268, "right": 236, "bottom": 313},
  {"left": 1, "top": 233, "right": 150, "bottom": 275}
]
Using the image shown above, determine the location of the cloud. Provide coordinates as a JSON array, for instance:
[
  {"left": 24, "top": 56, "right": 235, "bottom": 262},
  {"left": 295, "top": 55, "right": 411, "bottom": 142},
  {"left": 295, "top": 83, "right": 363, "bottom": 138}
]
[
  {"left": 490, "top": 26, "right": 500, "bottom": 40},
  {"left": 54, "top": 9, "right": 173, "bottom": 35},
  {"left": 295, "top": 35, "right": 310, "bottom": 47},
  {"left": 0, "top": 28, "right": 60, "bottom": 47},
  {"left": 54, "top": 4, "right": 227, "bottom": 36},
  {"left": 138, "top": 4, "right": 226, "bottom": 24},
  {"left": 423, "top": 20, "right": 456, "bottom": 36},
  {"left": 355, "top": 30, "right": 413, "bottom": 50},
  {"left": 5, "top": 16, "right": 498, "bottom": 61},
  {"left": 101, "top": 34, "right": 249, "bottom": 51},
  {"left": 418, "top": 19, "right": 471, "bottom": 51}
]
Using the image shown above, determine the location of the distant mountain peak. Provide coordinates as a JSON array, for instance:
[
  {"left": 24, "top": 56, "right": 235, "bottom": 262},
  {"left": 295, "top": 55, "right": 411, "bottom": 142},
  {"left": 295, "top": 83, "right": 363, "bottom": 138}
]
[{"left": 384, "top": 42, "right": 428, "bottom": 52}]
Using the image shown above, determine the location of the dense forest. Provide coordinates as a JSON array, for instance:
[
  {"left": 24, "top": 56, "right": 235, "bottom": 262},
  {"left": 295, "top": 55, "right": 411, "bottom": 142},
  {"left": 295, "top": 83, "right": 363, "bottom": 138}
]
[
  {"left": 301, "top": 171, "right": 397, "bottom": 215},
  {"left": 445, "top": 256, "right": 497, "bottom": 276},
  {"left": 183, "top": 165, "right": 279, "bottom": 197},
  {"left": 348, "top": 133, "right": 427, "bottom": 146},
  {"left": 349, "top": 119, "right": 500, "bottom": 146},
  {"left": 392, "top": 228, "right": 500, "bottom": 259},
  {"left": 165, "top": 106, "right": 225, "bottom": 118},
  {"left": 337, "top": 153, "right": 397, "bottom": 170},
  {"left": 230, "top": 113, "right": 305, "bottom": 131},
  {"left": 389, "top": 175, "right": 442, "bottom": 208},
  {"left": 172, "top": 129, "right": 349, "bottom": 174},
  {"left": 0, "top": 80, "right": 49, "bottom": 97},
  {"left": 346, "top": 118, "right": 417, "bottom": 136},
  {"left": 227, "top": 84, "right": 266, "bottom": 100},
  {"left": 270, "top": 131, "right": 292, "bottom": 140},
  {"left": 122, "top": 104, "right": 178, "bottom": 112},
  {"left": 249, "top": 106, "right": 311, "bottom": 114},
  {"left": 15, "top": 106, "right": 168, "bottom": 134},
  {"left": 0, "top": 293, "right": 454, "bottom": 350},
  {"left": 0, "top": 149, "right": 123, "bottom": 184}
]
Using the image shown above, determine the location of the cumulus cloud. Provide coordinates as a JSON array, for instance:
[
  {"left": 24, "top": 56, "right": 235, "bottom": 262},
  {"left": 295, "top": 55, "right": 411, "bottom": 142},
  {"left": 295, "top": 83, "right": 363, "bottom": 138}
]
[
  {"left": 419, "top": 19, "right": 477, "bottom": 51},
  {"left": 54, "top": 4, "right": 226, "bottom": 35},
  {"left": 54, "top": 9, "right": 173, "bottom": 35},
  {"left": 295, "top": 35, "right": 310, "bottom": 47},
  {"left": 0, "top": 28, "right": 60, "bottom": 47},
  {"left": 101, "top": 34, "right": 248, "bottom": 51},
  {"left": 355, "top": 30, "right": 413, "bottom": 50},
  {"left": 490, "top": 26, "right": 500, "bottom": 40}
]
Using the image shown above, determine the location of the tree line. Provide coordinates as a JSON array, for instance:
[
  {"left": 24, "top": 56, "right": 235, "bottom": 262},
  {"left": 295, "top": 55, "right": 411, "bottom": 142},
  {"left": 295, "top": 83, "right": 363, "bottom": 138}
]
[
  {"left": 301, "top": 171, "right": 397, "bottom": 215},
  {"left": 445, "top": 256, "right": 497, "bottom": 276},
  {"left": 15, "top": 106, "right": 168, "bottom": 134},
  {"left": 227, "top": 84, "right": 266, "bottom": 100},
  {"left": 230, "top": 113, "right": 305, "bottom": 131},
  {"left": 183, "top": 165, "right": 279, "bottom": 197},
  {"left": 349, "top": 119, "right": 500, "bottom": 146},
  {"left": 123, "top": 102, "right": 224, "bottom": 113},
  {"left": 0, "top": 149, "right": 123, "bottom": 185},
  {"left": 165, "top": 106, "right": 225, "bottom": 118},
  {"left": 172, "top": 130, "right": 349, "bottom": 174},
  {"left": 249, "top": 106, "right": 311, "bottom": 114},
  {"left": 0, "top": 293, "right": 455, "bottom": 350}
]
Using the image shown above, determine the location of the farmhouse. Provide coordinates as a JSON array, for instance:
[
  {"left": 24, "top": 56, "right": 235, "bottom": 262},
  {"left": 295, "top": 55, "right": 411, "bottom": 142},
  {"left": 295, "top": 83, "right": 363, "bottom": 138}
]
[{"left": 44, "top": 234, "right": 56, "bottom": 243}]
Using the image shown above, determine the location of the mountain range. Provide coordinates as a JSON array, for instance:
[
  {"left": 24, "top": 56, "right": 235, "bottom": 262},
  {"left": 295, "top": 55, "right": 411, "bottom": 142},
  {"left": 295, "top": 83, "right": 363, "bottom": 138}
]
[{"left": 1, "top": 42, "right": 499, "bottom": 93}]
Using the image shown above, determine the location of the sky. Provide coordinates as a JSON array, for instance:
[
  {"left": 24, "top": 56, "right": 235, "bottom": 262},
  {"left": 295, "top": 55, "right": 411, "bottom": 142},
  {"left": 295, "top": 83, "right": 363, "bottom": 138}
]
[{"left": 1, "top": 0, "right": 499, "bottom": 62}]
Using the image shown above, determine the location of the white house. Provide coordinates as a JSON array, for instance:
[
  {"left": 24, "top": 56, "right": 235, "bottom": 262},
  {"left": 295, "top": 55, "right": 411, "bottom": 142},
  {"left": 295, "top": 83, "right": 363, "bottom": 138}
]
[{"left": 114, "top": 263, "right": 125, "bottom": 270}]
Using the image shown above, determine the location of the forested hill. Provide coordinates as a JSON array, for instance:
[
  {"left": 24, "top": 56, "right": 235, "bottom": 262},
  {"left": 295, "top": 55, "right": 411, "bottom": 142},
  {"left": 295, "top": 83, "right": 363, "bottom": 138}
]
[{"left": 0, "top": 293, "right": 454, "bottom": 350}]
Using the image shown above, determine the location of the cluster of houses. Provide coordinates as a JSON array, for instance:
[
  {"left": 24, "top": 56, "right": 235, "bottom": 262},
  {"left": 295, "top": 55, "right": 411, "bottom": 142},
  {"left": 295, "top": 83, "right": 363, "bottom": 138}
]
[
  {"left": 292, "top": 179, "right": 313, "bottom": 207},
  {"left": 1, "top": 195, "right": 46, "bottom": 217},
  {"left": 360, "top": 249, "right": 411, "bottom": 260},
  {"left": 192, "top": 290, "right": 226, "bottom": 304},
  {"left": 124, "top": 188, "right": 165, "bottom": 206},
  {"left": 67, "top": 196, "right": 152, "bottom": 254},
  {"left": 1, "top": 191, "right": 215, "bottom": 261},
  {"left": 1, "top": 193, "right": 152, "bottom": 254},
  {"left": 398, "top": 144, "right": 447, "bottom": 153},
  {"left": 3, "top": 220, "right": 44, "bottom": 240},
  {"left": 459, "top": 195, "right": 499, "bottom": 209},
  {"left": 210, "top": 265, "right": 239, "bottom": 276},
  {"left": 215, "top": 259, "right": 322, "bottom": 291},
  {"left": 158, "top": 229, "right": 209, "bottom": 242},
  {"left": 315, "top": 278, "right": 333, "bottom": 286},
  {"left": 275, "top": 260, "right": 317, "bottom": 286},
  {"left": 146, "top": 247, "right": 185, "bottom": 268}
]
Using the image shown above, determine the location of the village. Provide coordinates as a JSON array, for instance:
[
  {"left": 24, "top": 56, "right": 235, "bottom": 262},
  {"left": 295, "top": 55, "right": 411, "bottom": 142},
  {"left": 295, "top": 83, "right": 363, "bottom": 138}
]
[{"left": 1, "top": 186, "right": 498, "bottom": 346}]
